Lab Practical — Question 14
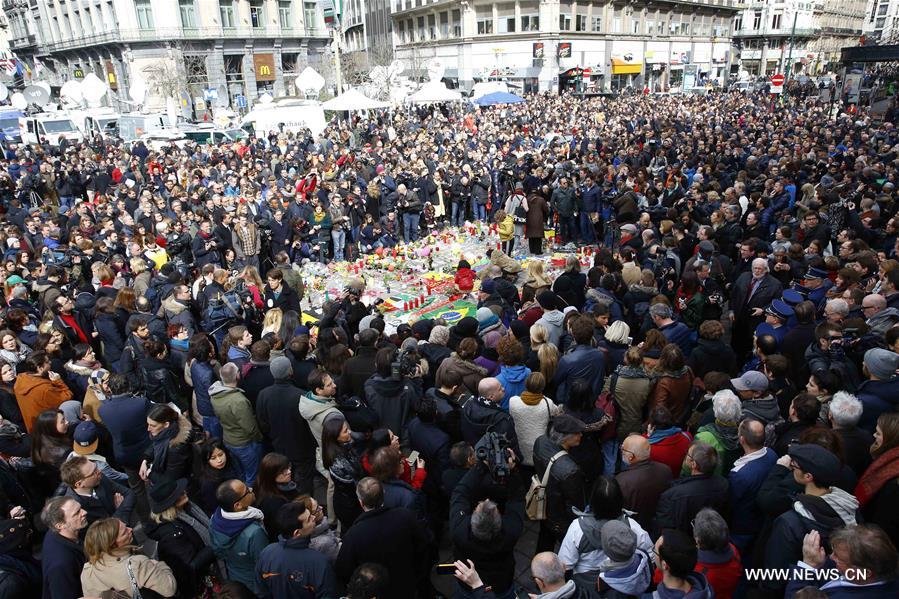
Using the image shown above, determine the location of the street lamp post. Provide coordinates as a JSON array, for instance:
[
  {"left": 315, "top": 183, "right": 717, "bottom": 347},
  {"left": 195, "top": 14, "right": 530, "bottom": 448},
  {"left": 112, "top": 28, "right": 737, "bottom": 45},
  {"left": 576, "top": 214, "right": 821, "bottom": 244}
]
[{"left": 784, "top": 8, "right": 798, "bottom": 81}]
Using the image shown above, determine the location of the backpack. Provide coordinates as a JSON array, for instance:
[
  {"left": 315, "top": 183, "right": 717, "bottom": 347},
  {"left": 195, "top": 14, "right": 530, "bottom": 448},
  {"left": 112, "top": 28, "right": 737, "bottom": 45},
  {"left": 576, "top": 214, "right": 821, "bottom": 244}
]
[
  {"left": 525, "top": 450, "right": 567, "bottom": 520},
  {"left": 594, "top": 372, "right": 619, "bottom": 442},
  {"left": 201, "top": 289, "right": 244, "bottom": 333}
]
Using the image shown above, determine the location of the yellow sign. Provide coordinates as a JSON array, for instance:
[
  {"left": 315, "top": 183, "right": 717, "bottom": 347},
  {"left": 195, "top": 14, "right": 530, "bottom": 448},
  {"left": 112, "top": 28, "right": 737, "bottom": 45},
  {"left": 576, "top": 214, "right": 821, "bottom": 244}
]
[{"left": 253, "top": 53, "right": 276, "bottom": 82}]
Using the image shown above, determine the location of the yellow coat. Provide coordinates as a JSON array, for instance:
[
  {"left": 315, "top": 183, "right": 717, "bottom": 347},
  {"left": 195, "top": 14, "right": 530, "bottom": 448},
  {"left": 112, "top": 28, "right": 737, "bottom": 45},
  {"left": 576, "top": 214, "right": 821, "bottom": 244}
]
[{"left": 498, "top": 216, "right": 515, "bottom": 242}]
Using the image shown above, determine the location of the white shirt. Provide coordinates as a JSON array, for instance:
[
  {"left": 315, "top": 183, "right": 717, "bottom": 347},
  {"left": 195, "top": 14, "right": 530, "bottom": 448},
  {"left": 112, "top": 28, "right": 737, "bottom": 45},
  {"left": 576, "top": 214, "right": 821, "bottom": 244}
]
[{"left": 558, "top": 515, "right": 654, "bottom": 574}]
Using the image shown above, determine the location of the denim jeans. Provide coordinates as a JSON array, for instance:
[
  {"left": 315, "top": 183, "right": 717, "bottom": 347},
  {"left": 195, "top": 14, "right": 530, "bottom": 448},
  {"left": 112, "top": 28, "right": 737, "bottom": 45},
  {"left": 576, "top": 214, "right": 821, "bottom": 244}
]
[
  {"left": 202, "top": 415, "right": 223, "bottom": 441},
  {"left": 472, "top": 201, "right": 487, "bottom": 222},
  {"left": 58, "top": 195, "right": 74, "bottom": 210},
  {"left": 331, "top": 228, "right": 346, "bottom": 261},
  {"left": 226, "top": 441, "right": 264, "bottom": 485},
  {"left": 451, "top": 202, "right": 464, "bottom": 226},
  {"left": 402, "top": 212, "right": 420, "bottom": 242},
  {"left": 601, "top": 440, "right": 619, "bottom": 476},
  {"left": 579, "top": 211, "right": 597, "bottom": 243},
  {"left": 560, "top": 215, "right": 578, "bottom": 243}
]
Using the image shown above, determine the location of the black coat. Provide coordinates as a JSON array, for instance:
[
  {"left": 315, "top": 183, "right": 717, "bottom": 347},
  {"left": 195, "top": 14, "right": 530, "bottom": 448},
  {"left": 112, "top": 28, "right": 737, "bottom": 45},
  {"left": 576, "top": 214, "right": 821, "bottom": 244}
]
[
  {"left": 239, "top": 361, "right": 274, "bottom": 408},
  {"left": 144, "top": 514, "right": 215, "bottom": 597},
  {"left": 449, "top": 462, "right": 525, "bottom": 595},
  {"left": 263, "top": 283, "right": 300, "bottom": 313},
  {"left": 335, "top": 506, "right": 429, "bottom": 599},
  {"left": 406, "top": 417, "right": 451, "bottom": 498},
  {"left": 98, "top": 394, "right": 152, "bottom": 469},
  {"left": 342, "top": 347, "right": 378, "bottom": 400},
  {"left": 781, "top": 322, "right": 817, "bottom": 384},
  {"left": 95, "top": 312, "right": 126, "bottom": 369},
  {"left": 256, "top": 380, "right": 315, "bottom": 466},
  {"left": 364, "top": 375, "right": 422, "bottom": 443},
  {"left": 139, "top": 356, "right": 185, "bottom": 411},
  {"left": 862, "top": 476, "right": 899, "bottom": 550},
  {"left": 654, "top": 474, "right": 729, "bottom": 537},
  {"left": 461, "top": 397, "right": 521, "bottom": 459},
  {"left": 730, "top": 273, "right": 782, "bottom": 319},
  {"left": 532, "top": 435, "right": 587, "bottom": 535},
  {"left": 64, "top": 476, "right": 134, "bottom": 527},
  {"left": 687, "top": 338, "right": 738, "bottom": 378},
  {"left": 41, "top": 531, "right": 84, "bottom": 599}
]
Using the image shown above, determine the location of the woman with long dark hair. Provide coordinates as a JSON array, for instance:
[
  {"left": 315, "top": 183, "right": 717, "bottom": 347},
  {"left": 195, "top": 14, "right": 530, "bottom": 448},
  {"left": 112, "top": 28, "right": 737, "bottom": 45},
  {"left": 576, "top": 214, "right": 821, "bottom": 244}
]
[
  {"left": 321, "top": 414, "right": 365, "bottom": 530},
  {"left": 30, "top": 409, "right": 71, "bottom": 499},
  {"left": 140, "top": 404, "right": 194, "bottom": 486},
  {"left": 675, "top": 269, "right": 705, "bottom": 331},
  {"left": 187, "top": 333, "right": 221, "bottom": 438},
  {"left": 253, "top": 452, "right": 300, "bottom": 540},
  {"left": 192, "top": 437, "right": 239, "bottom": 514},
  {"left": 856, "top": 413, "right": 899, "bottom": 548}
]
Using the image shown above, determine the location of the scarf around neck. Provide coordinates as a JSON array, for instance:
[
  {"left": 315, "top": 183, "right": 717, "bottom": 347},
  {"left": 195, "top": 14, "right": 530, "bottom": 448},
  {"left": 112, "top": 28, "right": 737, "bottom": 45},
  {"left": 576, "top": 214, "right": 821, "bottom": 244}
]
[
  {"left": 519, "top": 390, "right": 546, "bottom": 407},
  {"left": 151, "top": 421, "right": 180, "bottom": 471},
  {"left": 855, "top": 445, "right": 899, "bottom": 507}
]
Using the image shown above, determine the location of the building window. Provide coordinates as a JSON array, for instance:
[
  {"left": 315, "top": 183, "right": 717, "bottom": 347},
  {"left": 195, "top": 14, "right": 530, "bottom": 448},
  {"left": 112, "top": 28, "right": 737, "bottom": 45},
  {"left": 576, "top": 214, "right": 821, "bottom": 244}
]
[
  {"left": 680, "top": 21, "right": 688, "bottom": 35},
  {"left": 612, "top": 17, "right": 621, "bottom": 33},
  {"left": 279, "top": 1, "right": 291, "bottom": 29},
  {"left": 179, "top": 0, "right": 196, "bottom": 29},
  {"left": 633, "top": 19, "right": 640, "bottom": 34},
  {"left": 477, "top": 18, "right": 493, "bottom": 34},
  {"left": 753, "top": 11, "right": 762, "bottom": 30},
  {"left": 250, "top": 0, "right": 265, "bottom": 28},
  {"left": 591, "top": 16, "right": 602, "bottom": 32},
  {"left": 220, "top": 2, "right": 235, "bottom": 28},
  {"left": 304, "top": 2, "right": 317, "bottom": 30},
  {"left": 878, "top": 4, "right": 888, "bottom": 15},
  {"left": 574, "top": 14, "right": 585, "bottom": 31},
  {"left": 417, "top": 16, "right": 425, "bottom": 40},
  {"left": 398, "top": 20, "right": 405, "bottom": 42},
  {"left": 876, "top": 17, "right": 886, "bottom": 28},
  {"left": 734, "top": 15, "right": 742, "bottom": 31},
  {"left": 452, "top": 9, "right": 461, "bottom": 36},
  {"left": 771, "top": 13, "right": 782, "bottom": 29},
  {"left": 522, "top": 14, "right": 539, "bottom": 31},
  {"left": 135, "top": 0, "right": 154, "bottom": 29},
  {"left": 560, "top": 14, "right": 571, "bottom": 30},
  {"left": 428, "top": 14, "right": 436, "bottom": 38},
  {"left": 439, "top": 12, "right": 448, "bottom": 37}
]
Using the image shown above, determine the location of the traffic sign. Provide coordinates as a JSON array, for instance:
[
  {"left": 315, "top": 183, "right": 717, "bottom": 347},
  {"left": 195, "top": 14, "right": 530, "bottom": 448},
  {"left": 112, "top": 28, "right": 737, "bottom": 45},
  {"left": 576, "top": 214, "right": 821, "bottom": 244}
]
[
  {"left": 235, "top": 94, "right": 247, "bottom": 109},
  {"left": 770, "top": 74, "right": 785, "bottom": 87}
]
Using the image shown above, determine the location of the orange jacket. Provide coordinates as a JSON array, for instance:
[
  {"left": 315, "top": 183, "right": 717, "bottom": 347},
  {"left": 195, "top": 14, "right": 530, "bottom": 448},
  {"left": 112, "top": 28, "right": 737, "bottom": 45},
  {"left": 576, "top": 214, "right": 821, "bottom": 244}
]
[{"left": 14, "top": 373, "right": 73, "bottom": 432}]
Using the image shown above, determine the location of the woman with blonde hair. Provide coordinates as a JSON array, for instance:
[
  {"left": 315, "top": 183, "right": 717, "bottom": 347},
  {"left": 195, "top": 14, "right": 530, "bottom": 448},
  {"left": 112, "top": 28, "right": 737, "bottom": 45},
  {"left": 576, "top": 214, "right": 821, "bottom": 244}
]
[
  {"left": 537, "top": 342, "right": 560, "bottom": 400},
  {"left": 81, "top": 517, "right": 177, "bottom": 598},
  {"left": 261, "top": 307, "right": 284, "bottom": 338},
  {"left": 523, "top": 260, "right": 551, "bottom": 298},
  {"left": 130, "top": 257, "right": 151, "bottom": 298}
]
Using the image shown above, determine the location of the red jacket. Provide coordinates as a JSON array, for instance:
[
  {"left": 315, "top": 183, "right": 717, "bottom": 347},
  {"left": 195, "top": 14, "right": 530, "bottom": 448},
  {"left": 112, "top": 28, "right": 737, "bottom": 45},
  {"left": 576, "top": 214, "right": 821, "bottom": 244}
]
[
  {"left": 644, "top": 429, "right": 693, "bottom": 478},
  {"left": 696, "top": 544, "right": 742, "bottom": 599},
  {"left": 361, "top": 453, "right": 426, "bottom": 489},
  {"left": 454, "top": 268, "right": 477, "bottom": 292}
]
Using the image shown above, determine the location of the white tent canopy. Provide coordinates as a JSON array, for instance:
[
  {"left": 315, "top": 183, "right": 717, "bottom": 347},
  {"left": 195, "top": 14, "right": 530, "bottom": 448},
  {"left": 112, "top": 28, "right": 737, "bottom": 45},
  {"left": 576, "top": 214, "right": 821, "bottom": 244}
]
[
  {"left": 408, "top": 81, "right": 463, "bottom": 104},
  {"left": 322, "top": 88, "right": 390, "bottom": 111}
]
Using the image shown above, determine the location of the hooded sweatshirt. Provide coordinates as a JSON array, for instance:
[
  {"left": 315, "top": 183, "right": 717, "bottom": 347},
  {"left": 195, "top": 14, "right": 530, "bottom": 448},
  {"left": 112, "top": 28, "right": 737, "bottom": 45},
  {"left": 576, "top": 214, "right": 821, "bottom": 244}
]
[
  {"left": 209, "top": 506, "right": 269, "bottom": 595},
  {"left": 533, "top": 580, "right": 579, "bottom": 599},
  {"left": 642, "top": 572, "right": 714, "bottom": 599},
  {"left": 496, "top": 364, "right": 531, "bottom": 410},
  {"left": 299, "top": 391, "right": 341, "bottom": 446},
  {"left": 598, "top": 550, "right": 653, "bottom": 597},
  {"left": 536, "top": 309, "right": 566, "bottom": 347}
]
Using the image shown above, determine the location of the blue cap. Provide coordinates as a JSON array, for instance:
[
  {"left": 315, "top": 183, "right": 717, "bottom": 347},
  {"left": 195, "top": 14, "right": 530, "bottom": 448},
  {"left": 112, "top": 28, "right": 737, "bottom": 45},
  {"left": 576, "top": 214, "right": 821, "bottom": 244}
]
[
  {"left": 755, "top": 322, "right": 778, "bottom": 338},
  {"left": 803, "top": 266, "right": 829, "bottom": 280},
  {"left": 781, "top": 289, "right": 804, "bottom": 306},
  {"left": 766, "top": 299, "right": 794, "bottom": 320},
  {"left": 73, "top": 421, "right": 99, "bottom": 455}
]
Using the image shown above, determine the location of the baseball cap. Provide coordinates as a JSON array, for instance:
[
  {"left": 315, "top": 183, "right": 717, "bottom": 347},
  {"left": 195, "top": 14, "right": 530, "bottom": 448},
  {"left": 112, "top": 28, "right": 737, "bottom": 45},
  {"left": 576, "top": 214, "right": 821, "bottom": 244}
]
[
  {"left": 552, "top": 414, "right": 586, "bottom": 435},
  {"left": 73, "top": 421, "right": 100, "bottom": 455},
  {"left": 730, "top": 370, "right": 769, "bottom": 393}
]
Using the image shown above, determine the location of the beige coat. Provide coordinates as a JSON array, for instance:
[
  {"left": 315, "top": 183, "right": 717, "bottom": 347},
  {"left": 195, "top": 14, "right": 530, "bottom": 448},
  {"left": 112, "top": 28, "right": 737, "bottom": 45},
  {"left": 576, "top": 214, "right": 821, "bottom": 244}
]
[{"left": 81, "top": 552, "right": 177, "bottom": 598}]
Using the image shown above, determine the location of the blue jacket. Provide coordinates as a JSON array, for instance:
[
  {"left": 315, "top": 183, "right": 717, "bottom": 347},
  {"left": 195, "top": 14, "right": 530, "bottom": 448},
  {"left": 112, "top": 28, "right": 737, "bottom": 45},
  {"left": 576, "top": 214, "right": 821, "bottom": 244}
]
[
  {"left": 727, "top": 448, "right": 777, "bottom": 536},
  {"left": 553, "top": 344, "right": 606, "bottom": 406},
  {"left": 255, "top": 536, "right": 337, "bottom": 599},
  {"left": 41, "top": 531, "right": 84, "bottom": 599},
  {"left": 190, "top": 360, "right": 217, "bottom": 418},
  {"left": 659, "top": 320, "right": 696, "bottom": 355},
  {"left": 382, "top": 479, "right": 427, "bottom": 523},
  {"left": 641, "top": 571, "right": 713, "bottom": 598},
  {"left": 210, "top": 510, "right": 270, "bottom": 596},
  {"left": 856, "top": 377, "right": 899, "bottom": 432},
  {"left": 97, "top": 394, "right": 151, "bottom": 469},
  {"left": 496, "top": 364, "right": 531, "bottom": 410}
]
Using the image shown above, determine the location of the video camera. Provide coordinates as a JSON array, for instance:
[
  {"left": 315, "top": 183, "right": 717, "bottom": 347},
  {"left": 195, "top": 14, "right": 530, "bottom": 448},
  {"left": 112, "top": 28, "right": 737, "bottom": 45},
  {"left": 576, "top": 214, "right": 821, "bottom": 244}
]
[
  {"left": 475, "top": 432, "right": 512, "bottom": 483},
  {"left": 390, "top": 348, "right": 419, "bottom": 381}
]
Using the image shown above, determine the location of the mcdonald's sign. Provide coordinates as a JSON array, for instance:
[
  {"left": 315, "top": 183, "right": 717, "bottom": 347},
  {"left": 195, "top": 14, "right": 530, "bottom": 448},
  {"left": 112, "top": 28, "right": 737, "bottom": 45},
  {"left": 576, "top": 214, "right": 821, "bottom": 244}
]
[{"left": 253, "top": 54, "right": 276, "bottom": 82}]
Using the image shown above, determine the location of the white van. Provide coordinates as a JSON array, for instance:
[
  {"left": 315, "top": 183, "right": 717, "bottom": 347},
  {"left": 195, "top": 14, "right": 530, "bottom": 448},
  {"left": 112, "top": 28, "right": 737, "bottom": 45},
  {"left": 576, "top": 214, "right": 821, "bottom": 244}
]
[
  {"left": 241, "top": 100, "right": 326, "bottom": 138},
  {"left": 19, "top": 114, "right": 84, "bottom": 147},
  {"left": 181, "top": 124, "right": 248, "bottom": 145},
  {"left": 118, "top": 113, "right": 176, "bottom": 142}
]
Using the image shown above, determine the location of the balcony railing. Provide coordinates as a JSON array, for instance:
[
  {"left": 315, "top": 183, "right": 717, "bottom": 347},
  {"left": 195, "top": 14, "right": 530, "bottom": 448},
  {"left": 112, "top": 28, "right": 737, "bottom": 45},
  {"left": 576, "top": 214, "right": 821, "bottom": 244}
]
[
  {"left": 42, "top": 26, "right": 329, "bottom": 52},
  {"left": 10, "top": 33, "right": 36, "bottom": 48}
]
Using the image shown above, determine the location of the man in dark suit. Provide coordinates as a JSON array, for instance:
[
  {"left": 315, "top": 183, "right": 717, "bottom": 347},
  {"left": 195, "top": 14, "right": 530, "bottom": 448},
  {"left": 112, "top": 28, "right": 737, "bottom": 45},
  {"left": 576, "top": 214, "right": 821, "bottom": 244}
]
[
  {"left": 335, "top": 478, "right": 429, "bottom": 599},
  {"left": 729, "top": 257, "right": 783, "bottom": 360}
]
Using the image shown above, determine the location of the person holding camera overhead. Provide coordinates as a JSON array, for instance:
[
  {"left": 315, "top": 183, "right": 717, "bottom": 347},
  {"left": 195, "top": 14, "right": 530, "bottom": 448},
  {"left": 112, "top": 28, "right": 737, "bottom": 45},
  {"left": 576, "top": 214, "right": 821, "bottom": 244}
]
[{"left": 364, "top": 346, "right": 424, "bottom": 446}]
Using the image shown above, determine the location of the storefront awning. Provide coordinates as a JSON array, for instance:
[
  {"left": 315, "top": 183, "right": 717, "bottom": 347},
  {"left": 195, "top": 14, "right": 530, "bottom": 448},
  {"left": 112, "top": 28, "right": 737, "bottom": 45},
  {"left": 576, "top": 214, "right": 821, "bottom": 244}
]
[{"left": 611, "top": 58, "right": 641, "bottom": 75}]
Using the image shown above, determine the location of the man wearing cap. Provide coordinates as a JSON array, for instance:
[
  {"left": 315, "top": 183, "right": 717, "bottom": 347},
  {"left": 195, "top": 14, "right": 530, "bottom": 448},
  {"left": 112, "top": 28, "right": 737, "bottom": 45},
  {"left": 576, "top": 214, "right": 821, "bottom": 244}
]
[
  {"left": 619, "top": 223, "right": 642, "bottom": 252},
  {"left": 763, "top": 444, "right": 859, "bottom": 584},
  {"left": 68, "top": 421, "right": 129, "bottom": 484},
  {"left": 594, "top": 519, "right": 653, "bottom": 597},
  {"left": 792, "top": 265, "right": 833, "bottom": 311},
  {"left": 730, "top": 257, "right": 783, "bottom": 359},
  {"left": 855, "top": 348, "right": 899, "bottom": 432},
  {"left": 732, "top": 370, "right": 783, "bottom": 444},
  {"left": 59, "top": 455, "right": 134, "bottom": 527},
  {"left": 754, "top": 299, "right": 794, "bottom": 349},
  {"left": 533, "top": 414, "right": 588, "bottom": 553}
]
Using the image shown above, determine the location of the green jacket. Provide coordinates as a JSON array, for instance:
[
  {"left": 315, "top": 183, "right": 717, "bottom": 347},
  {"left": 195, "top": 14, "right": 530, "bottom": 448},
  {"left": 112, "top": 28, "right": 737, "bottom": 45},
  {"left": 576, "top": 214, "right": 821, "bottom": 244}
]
[
  {"left": 209, "top": 381, "right": 263, "bottom": 447},
  {"left": 684, "top": 425, "right": 740, "bottom": 477}
]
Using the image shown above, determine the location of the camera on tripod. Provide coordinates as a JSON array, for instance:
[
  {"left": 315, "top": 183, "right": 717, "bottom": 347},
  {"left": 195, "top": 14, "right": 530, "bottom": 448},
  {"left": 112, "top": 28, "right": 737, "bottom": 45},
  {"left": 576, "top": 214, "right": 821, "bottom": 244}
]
[{"left": 474, "top": 432, "right": 512, "bottom": 482}]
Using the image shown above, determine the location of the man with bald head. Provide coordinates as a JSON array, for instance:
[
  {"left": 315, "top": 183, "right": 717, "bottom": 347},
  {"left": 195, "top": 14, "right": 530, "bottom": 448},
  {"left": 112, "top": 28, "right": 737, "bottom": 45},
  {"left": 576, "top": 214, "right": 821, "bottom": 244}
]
[
  {"left": 529, "top": 552, "right": 578, "bottom": 598},
  {"left": 461, "top": 377, "right": 520, "bottom": 458},
  {"left": 728, "top": 418, "right": 777, "bottom": 557},
  {"left": 863, "top": 293, "right": 899, "bottom": 336},
  {"left": 615, "top": 434, "right": 673, "bottom": 530}
]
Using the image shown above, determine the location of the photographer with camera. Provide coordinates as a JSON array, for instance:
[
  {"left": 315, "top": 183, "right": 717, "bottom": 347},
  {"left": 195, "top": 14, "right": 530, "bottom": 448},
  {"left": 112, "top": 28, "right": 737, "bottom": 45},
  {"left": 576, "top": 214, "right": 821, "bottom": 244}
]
[
  {"left": 192, "top": 219, "right": 223, "bottom": 268},
  {"left": 364, "top": 346, "right": 424, "bottom": 446},
  {"left": 461, "top": 378, "right": 521, "bottom": 460},
  {"left": 450, "top": 432, "right": 524, "bottom": 599}
]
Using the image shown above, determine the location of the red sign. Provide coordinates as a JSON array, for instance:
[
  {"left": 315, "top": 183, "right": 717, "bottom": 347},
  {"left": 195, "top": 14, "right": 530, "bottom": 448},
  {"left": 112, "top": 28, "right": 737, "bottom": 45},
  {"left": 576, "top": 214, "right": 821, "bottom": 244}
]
[{"left": 770, "top": 74, "right": 785, "bottom": 86}]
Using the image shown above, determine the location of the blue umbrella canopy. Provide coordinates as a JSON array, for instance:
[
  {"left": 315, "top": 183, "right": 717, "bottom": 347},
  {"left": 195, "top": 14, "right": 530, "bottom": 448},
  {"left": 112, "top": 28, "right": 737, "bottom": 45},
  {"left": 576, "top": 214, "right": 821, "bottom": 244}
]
[{"left": 473, "top": 91, "right": 526, "bottom": 106}]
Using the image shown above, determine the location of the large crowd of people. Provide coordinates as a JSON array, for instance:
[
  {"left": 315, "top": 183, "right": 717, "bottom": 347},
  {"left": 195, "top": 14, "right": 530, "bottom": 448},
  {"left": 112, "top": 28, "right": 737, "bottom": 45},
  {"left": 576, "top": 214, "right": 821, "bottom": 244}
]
[{"left": 0, "top": 88, "right": 896, "bottom": 599}]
